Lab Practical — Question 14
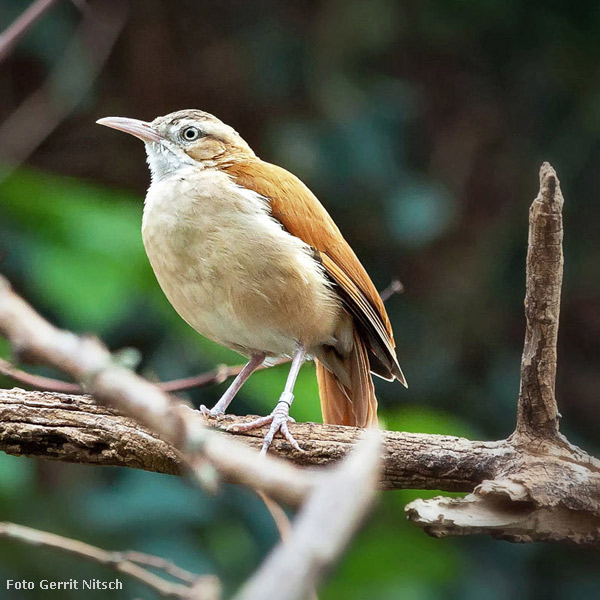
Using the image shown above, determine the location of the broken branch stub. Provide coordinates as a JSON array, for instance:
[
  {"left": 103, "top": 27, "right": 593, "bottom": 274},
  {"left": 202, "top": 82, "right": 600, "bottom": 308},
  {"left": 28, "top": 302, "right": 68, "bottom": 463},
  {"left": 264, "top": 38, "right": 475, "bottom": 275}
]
[
  {"left": 406, "top": 163, "right": 600, "bottom": 547},
  {"left": 515, "top": 162, "right": 564, "bottom": 444}
]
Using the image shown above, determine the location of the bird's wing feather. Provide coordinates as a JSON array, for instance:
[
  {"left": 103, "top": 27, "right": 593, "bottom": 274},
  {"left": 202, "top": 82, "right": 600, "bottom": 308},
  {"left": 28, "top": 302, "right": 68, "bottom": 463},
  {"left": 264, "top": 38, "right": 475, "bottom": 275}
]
[{"left": 224, "top": 159, "right": 404, "bottom": 383}]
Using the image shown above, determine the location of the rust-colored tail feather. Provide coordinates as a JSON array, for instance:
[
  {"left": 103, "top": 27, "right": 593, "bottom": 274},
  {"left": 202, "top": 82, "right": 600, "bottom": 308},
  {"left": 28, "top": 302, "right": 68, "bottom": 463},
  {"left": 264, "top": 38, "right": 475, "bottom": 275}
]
[{"left": 315, "top": 329, "right": 378, "bottom": 427}]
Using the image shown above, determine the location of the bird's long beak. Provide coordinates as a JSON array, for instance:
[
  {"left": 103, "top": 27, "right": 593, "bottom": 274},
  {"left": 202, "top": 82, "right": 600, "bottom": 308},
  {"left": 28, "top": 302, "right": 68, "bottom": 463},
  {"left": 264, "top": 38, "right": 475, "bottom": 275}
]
[{"left": 96, "top": 117, "right": 164, "bottom": 143}]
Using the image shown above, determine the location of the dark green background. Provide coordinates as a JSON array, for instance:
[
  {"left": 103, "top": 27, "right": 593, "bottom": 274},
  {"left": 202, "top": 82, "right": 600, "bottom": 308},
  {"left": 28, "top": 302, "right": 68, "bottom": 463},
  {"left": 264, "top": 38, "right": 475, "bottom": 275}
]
[{"left": 1, "top": 0, "right": 599, "bottom": 597}]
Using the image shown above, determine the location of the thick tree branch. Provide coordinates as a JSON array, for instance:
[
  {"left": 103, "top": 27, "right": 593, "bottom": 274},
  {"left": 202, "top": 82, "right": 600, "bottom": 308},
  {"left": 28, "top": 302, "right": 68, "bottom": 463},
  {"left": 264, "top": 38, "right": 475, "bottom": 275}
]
[
  {"left": 0, "top": 387, "right": 184, "bottom": 474},
  {"left": 3, "top": 383, "right": 599, "bottom": 551},
  {"left": 0, "top": 387, "right": 509, "bottom": 491},
  {"left": 405, "top": 479, "right": 600, "bottom": 547}
]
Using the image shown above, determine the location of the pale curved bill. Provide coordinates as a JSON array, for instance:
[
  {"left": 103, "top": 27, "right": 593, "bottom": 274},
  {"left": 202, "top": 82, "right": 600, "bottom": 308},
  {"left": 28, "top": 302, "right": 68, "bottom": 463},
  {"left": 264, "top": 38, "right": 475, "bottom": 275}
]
[{"left": 96, "top": 117, "right": 163, "bottom": 143}]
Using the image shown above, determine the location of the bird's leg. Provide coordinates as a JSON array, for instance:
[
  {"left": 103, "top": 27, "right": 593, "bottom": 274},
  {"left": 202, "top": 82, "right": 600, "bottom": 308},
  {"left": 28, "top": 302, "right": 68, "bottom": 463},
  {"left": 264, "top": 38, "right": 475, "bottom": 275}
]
[
  {"left": 227, "top": 345, "right": 306, "bottom": 455},
  {"left": 200, "top": 352, "right": 266, "bottom": 416}
]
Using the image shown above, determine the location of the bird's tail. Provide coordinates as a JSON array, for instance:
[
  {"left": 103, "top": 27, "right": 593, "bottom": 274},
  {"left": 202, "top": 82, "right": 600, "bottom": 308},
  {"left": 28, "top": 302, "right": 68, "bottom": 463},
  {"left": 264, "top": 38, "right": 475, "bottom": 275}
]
[{"left": 315, "top": 328, "right": 378, "bottom": 427}]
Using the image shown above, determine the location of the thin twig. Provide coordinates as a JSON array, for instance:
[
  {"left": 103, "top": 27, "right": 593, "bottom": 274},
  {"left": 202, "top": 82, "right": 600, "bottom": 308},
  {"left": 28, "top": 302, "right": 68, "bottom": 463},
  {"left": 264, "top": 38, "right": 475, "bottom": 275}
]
[
  {"left": 0, "top": 522, "right": 209, "bottom": 599},
  {"left": 379, "top": 278, "right": 404, "bottom": 302},
  {"left": 115, "top": 551, "right": 208, "bottom": 586},
  {"left": 0, "top": 358, "right": 289, "bottom": 395},
  {"left": 0, "top": 357, "right": 80, "bottom": 393},
  {"left": 159, "top": 358, "right": 289, "bottom": 393},
  {"left": 0, "top": 0, "right": 60, "bottom": 63},
  {"left": 256, "top": 491, "right": 292, "bottom": 542}
]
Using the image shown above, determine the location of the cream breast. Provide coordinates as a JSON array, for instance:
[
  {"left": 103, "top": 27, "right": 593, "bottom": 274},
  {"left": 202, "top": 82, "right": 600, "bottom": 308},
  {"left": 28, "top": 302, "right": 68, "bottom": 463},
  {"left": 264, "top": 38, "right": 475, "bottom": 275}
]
[{"left": 141, "top": 167, "right": 341, "bottom": 356}]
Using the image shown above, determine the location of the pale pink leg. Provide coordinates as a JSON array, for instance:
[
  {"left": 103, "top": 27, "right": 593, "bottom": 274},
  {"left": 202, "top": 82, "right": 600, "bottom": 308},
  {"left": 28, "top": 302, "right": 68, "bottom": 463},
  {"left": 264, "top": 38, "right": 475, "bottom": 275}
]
[
  {"left": 200, "top": 352, "right": 266, "bottom": 416},
  {"left": 227, "top": 345, "right": 306, "bottom": 454}
]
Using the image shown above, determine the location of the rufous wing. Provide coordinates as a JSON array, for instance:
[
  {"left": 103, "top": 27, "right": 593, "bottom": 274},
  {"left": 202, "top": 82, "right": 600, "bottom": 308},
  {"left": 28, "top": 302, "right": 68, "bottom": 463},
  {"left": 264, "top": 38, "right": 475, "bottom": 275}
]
[{"left": 225, "top": 158, "right": 406, "bottom": 386}]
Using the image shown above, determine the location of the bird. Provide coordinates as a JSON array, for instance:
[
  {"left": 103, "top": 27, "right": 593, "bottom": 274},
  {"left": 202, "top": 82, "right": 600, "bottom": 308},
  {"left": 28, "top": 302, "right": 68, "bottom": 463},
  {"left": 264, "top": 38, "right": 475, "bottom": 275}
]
[{"left": 97, "top": 109, "right": 406, "bottom": 453}]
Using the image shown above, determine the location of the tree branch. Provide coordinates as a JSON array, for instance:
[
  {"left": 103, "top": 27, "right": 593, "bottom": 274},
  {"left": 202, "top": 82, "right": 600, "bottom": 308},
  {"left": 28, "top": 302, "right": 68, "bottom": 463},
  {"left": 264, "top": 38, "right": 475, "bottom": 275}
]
[
  {"left": 0, "top": 357, "right": 81, "bottom": 393},
  {"left": 0, "top": 355, "right": 289, "bottom": 395},
  {"left": 0, "top": 387, "right": 511, "bottom": 491},
  {"left": 405, "top": 163, "right": 600, "bottom": 547},
  {"left": 0, "top": 522, "right": 220, "bottom": 600}
]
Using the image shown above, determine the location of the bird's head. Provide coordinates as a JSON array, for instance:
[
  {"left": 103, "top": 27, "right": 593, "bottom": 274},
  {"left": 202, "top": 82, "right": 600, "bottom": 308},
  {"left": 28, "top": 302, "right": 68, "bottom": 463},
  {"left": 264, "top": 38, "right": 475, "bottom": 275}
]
[{"left": 97, "top": 109, "right": 255, "bottom": 181}]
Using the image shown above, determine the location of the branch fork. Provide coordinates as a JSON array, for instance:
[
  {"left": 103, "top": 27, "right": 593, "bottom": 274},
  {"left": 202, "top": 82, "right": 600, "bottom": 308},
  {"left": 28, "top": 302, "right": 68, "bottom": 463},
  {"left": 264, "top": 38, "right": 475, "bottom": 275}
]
[{"left": 405, "top": 163, "right": 600, "bottom": 547}]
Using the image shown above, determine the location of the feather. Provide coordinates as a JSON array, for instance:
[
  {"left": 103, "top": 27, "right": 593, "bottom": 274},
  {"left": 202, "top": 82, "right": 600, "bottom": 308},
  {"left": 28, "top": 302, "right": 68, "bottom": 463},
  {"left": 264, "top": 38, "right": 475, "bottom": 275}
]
[
  {"left": 315, "top": 329, "right": 378, "bottom": 427},
  {"left": 224, "top": 158, "right": 406, "bottom": 386}
]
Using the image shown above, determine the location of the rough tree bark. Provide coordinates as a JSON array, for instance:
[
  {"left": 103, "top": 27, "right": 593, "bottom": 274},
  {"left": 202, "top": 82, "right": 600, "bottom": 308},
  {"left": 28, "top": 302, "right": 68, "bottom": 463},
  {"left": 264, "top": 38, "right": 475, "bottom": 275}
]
[
  {"left": 0, "top": 163, "right": 599, "bottom": 548},
  {"left": 0, "top": 387, "right": 512, "bottom": 491}
]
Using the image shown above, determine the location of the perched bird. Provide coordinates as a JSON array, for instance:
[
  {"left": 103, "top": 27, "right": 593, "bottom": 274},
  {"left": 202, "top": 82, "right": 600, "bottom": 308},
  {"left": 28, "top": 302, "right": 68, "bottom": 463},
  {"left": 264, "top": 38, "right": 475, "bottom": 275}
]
[{"left": 97, "top": 110, "right": 406, "bottom": 453}]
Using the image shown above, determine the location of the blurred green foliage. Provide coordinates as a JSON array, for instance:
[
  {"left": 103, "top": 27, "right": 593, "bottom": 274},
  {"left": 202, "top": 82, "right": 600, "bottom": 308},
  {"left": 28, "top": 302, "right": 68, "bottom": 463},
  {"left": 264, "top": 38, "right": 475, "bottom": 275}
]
[{"left": 1, "top": 0, "right": 600, "bottom": 598}]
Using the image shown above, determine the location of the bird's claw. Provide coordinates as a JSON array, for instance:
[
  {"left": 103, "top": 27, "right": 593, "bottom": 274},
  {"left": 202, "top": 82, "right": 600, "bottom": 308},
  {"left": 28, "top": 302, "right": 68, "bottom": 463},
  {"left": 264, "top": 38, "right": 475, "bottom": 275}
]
[{"left": 225, "top": 395, "right": 302, "bottom": 455}]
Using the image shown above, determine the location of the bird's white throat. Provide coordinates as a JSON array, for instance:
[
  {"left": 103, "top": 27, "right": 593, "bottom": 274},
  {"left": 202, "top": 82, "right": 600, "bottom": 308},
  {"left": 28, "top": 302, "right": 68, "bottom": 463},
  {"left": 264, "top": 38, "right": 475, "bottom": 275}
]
[{"left": 144, "top": 140, "right": 198, "bottom": 183}]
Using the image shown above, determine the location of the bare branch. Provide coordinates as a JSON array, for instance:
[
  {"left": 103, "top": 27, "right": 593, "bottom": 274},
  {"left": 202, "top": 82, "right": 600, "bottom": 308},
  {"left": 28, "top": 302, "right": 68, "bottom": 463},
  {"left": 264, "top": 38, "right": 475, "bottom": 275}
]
[
  {"left": 0, "top": 0, "right": 60, "bottom": 63},
  {"left": 0, "top": 357, "right": 80, "bottom": 393},
  {"left": 0, "top": 387, "right": 510, "bottom": 492},
  {"left": 256, "top": 491, "right": 293, "bottom": 542},
  {"left": 379, "top": 278, "right": 404, "bottom": 302},
  {"left": 0, "top": 357, "right": 288, "bottom": 395},
  {"left": 515, "top": 162, "right": 564, "bottom": 443},
  {"left": 236, "top": 432, "right": 381, "bottom": 600},
  {"left": 0, "top": 522, "right": 220, "bottom": 599},
  {"left": 406, "top": 163, "right": 600, "bottom": 546},
  {"left": 158, "top": 358, "right": 288, "bottom": 393},
  {"left": 3, "top": 382, "right": 600, "bottom": 548},
  {"left": 115, "top": 551, "right": 210, "bottom": 586},
  {"left": 406, "top": 478, "right": 600, "bottom": 548},
  {"left": 0, "top": 387, "right": 184, "bottom": 474}
]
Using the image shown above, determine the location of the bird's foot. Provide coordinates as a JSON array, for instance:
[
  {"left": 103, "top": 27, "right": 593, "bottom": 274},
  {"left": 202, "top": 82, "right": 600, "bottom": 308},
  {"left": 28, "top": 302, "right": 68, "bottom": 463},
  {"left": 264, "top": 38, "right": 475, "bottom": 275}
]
[
  {"left": 226, "top": 392, "right": 301, "bottom": 455},
  {"left": 199, "top": 404, "right": 224, "bottom": 418}
]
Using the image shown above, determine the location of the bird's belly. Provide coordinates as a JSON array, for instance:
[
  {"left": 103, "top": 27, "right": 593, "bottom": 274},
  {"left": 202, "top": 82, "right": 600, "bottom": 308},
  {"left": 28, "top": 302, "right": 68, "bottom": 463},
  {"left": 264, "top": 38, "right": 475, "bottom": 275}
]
[
  {"left": 155, "top": 277, "right": 295, "bottom": 355},
  {"left": 142, "top": 175, "right": 341, "bottom": 356}
]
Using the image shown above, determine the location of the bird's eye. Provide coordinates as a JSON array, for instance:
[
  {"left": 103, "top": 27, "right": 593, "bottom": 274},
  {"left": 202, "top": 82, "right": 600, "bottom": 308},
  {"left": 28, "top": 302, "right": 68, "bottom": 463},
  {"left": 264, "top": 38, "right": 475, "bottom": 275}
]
[{"left": 181, "top": 126, "right": 201, "bottom": 142}]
